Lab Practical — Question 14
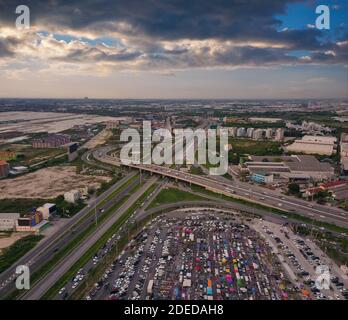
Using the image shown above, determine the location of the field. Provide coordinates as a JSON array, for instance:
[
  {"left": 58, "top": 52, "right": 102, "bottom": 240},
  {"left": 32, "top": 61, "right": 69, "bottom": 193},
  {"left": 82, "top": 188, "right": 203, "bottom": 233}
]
[
  {"left": 148, "top": 187, "right": 206, "bottom": 209},
  {"left": 0, "top": 112, "right": 125, "bottom": 134},
  {"left": 0, "top": 144, "right": 66, "bottom": 166},
  {"left": 0, "top": 166, "right": 110, "bottom": 199},
  {"left": 228, "top": 138, "right": 282, "bottom": 156},
  {"left": 0, "top": 235, "right": 44, "bottom": 273}
]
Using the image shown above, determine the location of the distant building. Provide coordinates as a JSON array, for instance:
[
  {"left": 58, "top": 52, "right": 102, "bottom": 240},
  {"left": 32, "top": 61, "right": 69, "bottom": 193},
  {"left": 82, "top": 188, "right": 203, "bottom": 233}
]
[
  {"left": 236, "top": 127, "right": 246, "bottom": 137},
  {"left": 265, "top": 128, "right": 274, "bottom": 139},
  {"left": 37, "top": 203, "right": 57, "bottom": 219},
  {"left": 0, "top": 150, "right": 17, "bottom": 161},
  {"left": 275, "top": 128, "right": 285, "bottom": 141},
  {"left": 0, "top": 160, "right": 10, "bottom": 178},
  {"left": 249, "top": 117, "right": 283, "bottom": 123},
  {"left": 340, "top": 133, "right": 348, "bottom": 174},
  {"left": 9, "top": 166, "right": 28, "bottom": 175},
  {"left": 251, "top": 172, "right": 274, "bottom": 184},
  {"left": 252, "top": 129, "right": 263, "bottom": 140},
  {"left": 246, "top": 128, "right": 254, "bottom": 138},
  {"left": 303, "top": 180, "right": 348, "bottom": 200},
  {"left": 244, "top": 155, "right": 334, "bottom": 181},
  {"left": 32, "top": 134, "right": 70, "bottom": 148},
  {"left": 0, "top": 213, "right": 20, "bottom": 231},
  {"left": 64, "top": 190, "right": 81, "bottom": 204},
  {"left": 285, "top": 135, "right": 337, "bottom": 155},
  {"left": 228, "top": 127, "right": 237, "bottom": 137}
]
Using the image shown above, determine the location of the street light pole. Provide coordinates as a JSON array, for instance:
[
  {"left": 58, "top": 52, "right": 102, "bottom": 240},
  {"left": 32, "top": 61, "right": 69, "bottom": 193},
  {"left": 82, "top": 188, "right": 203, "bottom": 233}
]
[{"left": 95, "top": 193, "right": 98, "bottom": 226}]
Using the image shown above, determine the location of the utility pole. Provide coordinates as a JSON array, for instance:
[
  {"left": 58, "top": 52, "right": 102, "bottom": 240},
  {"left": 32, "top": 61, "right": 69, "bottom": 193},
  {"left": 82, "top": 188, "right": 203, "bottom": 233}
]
[{"left": 95, "top": 193, "right": 98, "bottom": 226}]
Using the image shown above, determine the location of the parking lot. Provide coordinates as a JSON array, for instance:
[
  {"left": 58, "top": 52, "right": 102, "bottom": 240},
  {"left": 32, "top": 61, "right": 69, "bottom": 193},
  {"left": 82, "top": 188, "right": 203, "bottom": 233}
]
[
  {"left": 87, "top": 210, "right": 298, "bottom": 300},
  {"left": 253, "top": 219, "right": 348, "bottom": 300}
]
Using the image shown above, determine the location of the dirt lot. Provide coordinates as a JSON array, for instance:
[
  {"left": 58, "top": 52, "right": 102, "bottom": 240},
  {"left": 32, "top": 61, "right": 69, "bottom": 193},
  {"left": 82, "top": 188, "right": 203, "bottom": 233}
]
[
  {"left": 83, "top": 129, "right": 113, "bottom": 149},
  {"left": 0, "top": 166, "right": 110, "bottom": 199},
  {"left": 0, "top": 233, "right": 28, "bottom": 254}
]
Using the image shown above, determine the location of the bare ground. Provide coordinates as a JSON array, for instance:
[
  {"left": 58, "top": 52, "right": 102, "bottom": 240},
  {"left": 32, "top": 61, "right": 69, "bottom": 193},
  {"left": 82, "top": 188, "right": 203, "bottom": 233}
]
[{"left": 0, "top": 166, "right": 110, "bottom": 199}]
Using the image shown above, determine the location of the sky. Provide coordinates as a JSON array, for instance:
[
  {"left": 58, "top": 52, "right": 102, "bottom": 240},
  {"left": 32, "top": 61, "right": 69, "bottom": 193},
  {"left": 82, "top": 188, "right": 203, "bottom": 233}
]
[{"left": 0, "top": 0, "right": 347, "bottom": 99}]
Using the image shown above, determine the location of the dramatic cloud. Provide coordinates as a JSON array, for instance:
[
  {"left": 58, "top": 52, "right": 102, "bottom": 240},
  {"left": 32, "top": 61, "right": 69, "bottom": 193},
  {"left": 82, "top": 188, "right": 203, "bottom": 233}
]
[{"left": 0, "top": 0, "right": 347, "bottom": 78}]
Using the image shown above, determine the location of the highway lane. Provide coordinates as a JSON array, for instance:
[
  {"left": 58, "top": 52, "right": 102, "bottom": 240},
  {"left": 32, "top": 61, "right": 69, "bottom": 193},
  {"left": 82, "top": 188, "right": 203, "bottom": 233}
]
[
  {"left": 53, "top": 177, "right": 167, "bottom": 300},
  {"left": 23, "top": 176, "right": 158, "bottom": 300},
  {"left": 0, "top": 171, "right": 137, "bottom": 298},
  {"left": 93, "top": 149, "right": 348, "bottom": 229}
]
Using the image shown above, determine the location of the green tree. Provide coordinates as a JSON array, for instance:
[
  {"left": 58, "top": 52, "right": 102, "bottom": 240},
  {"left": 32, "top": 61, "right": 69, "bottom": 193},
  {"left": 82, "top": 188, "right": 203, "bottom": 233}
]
[{"left": 288, "top": 183, "right": 300, "bottom": 195}]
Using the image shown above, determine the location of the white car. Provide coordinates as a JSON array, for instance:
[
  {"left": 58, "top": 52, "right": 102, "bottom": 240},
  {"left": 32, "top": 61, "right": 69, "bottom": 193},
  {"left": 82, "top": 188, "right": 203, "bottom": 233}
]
[
  {"left": 58, "top": 287, "right": 66, "bottom": 295},
  {"left": 72, "top": 283, "right": 78, "bottom": 289}
]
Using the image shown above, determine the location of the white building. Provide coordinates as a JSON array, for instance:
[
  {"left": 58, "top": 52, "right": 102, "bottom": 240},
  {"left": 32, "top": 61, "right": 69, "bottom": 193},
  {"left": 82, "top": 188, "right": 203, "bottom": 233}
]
[
  {"left": 285, "top": 135, "right": 337, "bottom": 155},
  {"left": 0, "top": 213, "right": 20, "bottom": 231},
  {"left": 236, "top": 127, "right": 246, "bottom": 137},
  {"left": 64, "top": 190, "right": 81, "bottom": 204},
  {"left": 265, "top": 128, "right": 274, "bottom": 139},
  {"left": 228, "top": 127, "right": 237, "bottom": 137},
  {"left": 246, "top": 128, "right": 254, "bottom": 138},
  {"left": 252, "top": 129, "right": 263, "bottom": 140},
  {"left": 275, "top": 128, "right": 285, "bottom": 141}
]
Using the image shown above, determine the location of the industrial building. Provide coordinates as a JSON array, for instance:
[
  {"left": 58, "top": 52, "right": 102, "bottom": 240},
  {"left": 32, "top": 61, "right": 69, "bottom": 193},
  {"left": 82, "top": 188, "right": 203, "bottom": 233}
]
[
  {"left": 285, "top": 135, "right": 337, "bottom": 155},
  {"left": 0, "top": 213, "right": 20, "bottom": 231},
  {"left": 0, "top": 160, "right": 10, "bottom": 178},
  {"left": 250, "top": 172, "right": 274, "bottom": 184},
  {"left": 243, "top": 155, "right": 334, "bottom": 181},
  {"left": 32, "top": 134, "right": 70, "bottom": 148}
]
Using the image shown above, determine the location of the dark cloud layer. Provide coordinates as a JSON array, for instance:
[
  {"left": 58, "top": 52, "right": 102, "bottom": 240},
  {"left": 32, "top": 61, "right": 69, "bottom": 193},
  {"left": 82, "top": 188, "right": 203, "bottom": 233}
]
[
  {"left": 0, "top": 0, "right": 323, "bottom": 48},
  {"left": 0, "top": 0, "right": 347, "bottom": 69}
]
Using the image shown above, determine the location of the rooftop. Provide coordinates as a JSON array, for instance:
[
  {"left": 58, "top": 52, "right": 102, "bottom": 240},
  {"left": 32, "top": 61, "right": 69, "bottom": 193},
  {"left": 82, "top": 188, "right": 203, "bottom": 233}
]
[{"left": 0, "top": 213, "right": 20, "bottom": 219}]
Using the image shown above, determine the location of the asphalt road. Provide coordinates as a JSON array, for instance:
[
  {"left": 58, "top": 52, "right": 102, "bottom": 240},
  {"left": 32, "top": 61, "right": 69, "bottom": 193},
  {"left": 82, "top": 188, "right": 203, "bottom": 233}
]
[
  {"left": 94, "top": 148, "right": 348, "bottom": 229},
  {"left": 22, "top": 176, "right": 158, "bottom": 300},
  {"left": 0, "top": 171, "right": 137, "bottom": 299}
]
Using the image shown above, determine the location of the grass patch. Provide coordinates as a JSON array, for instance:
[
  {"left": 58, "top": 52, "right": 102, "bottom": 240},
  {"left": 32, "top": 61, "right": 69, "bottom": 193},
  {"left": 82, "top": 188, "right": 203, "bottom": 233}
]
[
  {"left": 189, "top": 166, "right": 206, "bottom": 175},
  {"left": 228, "top": 138, "right": 282, "bottom": 156},
  {"left": 0, "top": 235, "right": 44, "bottom": 273},
  {"left": 148, "top": 187, "right": 207, "bottom": 209}
]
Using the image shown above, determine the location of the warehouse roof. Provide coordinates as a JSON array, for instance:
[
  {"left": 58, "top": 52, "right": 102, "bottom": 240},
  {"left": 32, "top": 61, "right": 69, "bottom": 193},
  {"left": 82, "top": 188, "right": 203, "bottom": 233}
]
[{"left": 0, "top": 213, "right": 20, "bottom": 219}]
